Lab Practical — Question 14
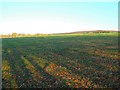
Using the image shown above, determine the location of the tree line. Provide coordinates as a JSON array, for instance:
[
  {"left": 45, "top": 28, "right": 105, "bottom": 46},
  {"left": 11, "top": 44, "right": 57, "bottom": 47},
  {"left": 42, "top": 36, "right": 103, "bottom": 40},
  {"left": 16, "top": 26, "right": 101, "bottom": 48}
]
[{"left": 0, "top": 33, "right": 49, "bottom": 38}]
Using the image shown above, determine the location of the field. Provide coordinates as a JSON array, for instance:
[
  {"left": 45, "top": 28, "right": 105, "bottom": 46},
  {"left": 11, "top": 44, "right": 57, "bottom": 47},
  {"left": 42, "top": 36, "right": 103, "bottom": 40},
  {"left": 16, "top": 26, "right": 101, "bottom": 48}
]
[{"left": 2, "top": 32, "right": 119, "bottom": 88}]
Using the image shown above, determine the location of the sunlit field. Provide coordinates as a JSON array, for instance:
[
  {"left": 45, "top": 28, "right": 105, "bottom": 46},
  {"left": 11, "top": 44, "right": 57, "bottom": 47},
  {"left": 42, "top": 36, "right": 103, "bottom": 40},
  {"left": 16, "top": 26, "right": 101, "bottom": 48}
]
[{"left": 2, "top": 32, "right": 119, "bottom": 88}]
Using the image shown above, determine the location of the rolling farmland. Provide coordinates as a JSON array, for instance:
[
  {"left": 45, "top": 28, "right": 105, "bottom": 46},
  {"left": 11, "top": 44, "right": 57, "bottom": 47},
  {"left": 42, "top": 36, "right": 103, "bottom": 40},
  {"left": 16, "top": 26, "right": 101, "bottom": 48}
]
[{"left": 2, "top": 32, "right": 119, "bottom": 88}]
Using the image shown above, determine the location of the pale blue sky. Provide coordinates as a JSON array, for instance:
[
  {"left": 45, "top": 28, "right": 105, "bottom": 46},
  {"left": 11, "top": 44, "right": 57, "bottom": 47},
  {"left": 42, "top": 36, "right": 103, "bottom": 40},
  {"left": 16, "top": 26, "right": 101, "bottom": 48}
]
[{"left": 0, "top": 2, "right": 118, "bottom": 34}]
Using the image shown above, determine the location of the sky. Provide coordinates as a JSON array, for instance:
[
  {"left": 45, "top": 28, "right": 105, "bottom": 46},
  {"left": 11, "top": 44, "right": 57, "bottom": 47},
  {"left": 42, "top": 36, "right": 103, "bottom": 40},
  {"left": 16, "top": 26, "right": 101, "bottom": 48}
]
[{"left": 0, "top": 2, "right": 118, "bottom": 34}]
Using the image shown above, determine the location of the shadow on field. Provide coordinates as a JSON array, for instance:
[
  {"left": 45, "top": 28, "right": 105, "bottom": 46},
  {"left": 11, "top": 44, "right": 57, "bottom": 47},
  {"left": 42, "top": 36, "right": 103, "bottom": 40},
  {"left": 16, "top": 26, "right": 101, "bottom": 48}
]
[
  {"left": 2, "top": 47, "right": 68, "bottom": 88},
  {"left": 22, "top": 56, "right": 69, "bottom": 88},
  {"left": 2, "top": 34, "right": 119, "bottom": 88},
  {"left": 46, "top": 51, "right": 119, "bottom": 88},
  {"left": 3, "top": 48, "right": 35, "bottom": 88},
  {"left": 29, "top": 47, "right": 119, "bottom": 88}
]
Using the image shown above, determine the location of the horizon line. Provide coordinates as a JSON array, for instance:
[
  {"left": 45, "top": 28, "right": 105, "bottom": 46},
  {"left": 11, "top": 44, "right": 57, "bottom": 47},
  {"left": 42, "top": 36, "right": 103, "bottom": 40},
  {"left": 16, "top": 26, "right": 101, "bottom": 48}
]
[{"left": 0, "top": 29, "right": 119, "bottom": 35}]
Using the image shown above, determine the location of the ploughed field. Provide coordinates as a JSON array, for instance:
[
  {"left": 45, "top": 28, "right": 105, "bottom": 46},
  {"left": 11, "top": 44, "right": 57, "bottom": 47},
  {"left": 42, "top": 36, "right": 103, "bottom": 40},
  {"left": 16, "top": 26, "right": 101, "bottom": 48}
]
[{"left": 2, "top": 32, "right": 119, "bottom": 88}]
